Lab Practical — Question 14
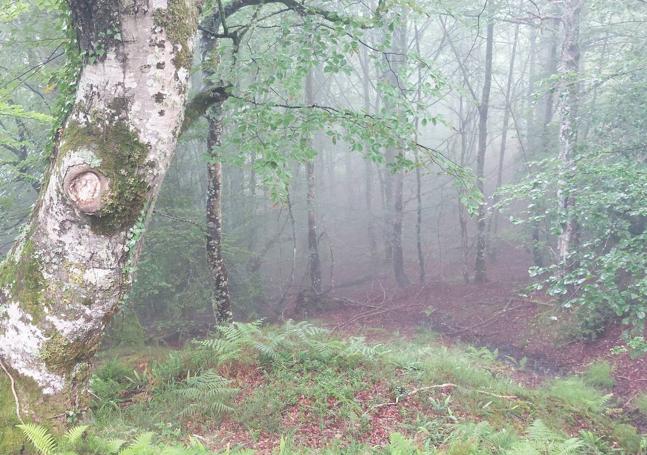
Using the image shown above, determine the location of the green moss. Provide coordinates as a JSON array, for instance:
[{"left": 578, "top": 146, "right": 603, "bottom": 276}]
[
  {"left": 0, "top": 241, "right": 46, "bottom": 323},
  {"left": 0, "top": 370, "right": 57, "bottom": 453},
  {"left": 40, "top": 332, "right": 96, "bottom": 378},
  {"left": 153, "top": 0, "right": 196, "bottom": 71},
  {"left": 0, "top": 377, "right": 24, "bottom": 453},
  {"left": 60, "top": 120, "right": 150, "bottom": 235}
]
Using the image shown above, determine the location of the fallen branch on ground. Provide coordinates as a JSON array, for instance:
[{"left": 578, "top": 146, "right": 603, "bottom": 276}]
[{"left": 363, "top": 382, "right": 520, "bottom": 416}]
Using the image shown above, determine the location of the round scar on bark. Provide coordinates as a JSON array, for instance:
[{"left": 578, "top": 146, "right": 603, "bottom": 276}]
[{"left": 63, "top": 164, "right": 110, "bottom": 214}]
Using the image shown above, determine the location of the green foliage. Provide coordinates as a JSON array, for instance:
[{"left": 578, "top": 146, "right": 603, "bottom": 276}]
[
  {"left": 499, "top": 149, "right": 647, "bottom": 345},
  {"left": 583, "top": 361, "right": 615, "bottom": 389},
  {"left": 506, "top": 419, "right": 584, "bottom": 455},
  {"left": 174, "top": 370, "right": 237, "bottom": 418},
  {"left": 18, "top": 423, "right": 88, "bottom": 455},
  {"left": 18, "top": 423, "right": 58, "bottom": 455},
  {"left": 80, "top": 323, "right": 641, "bottom": 453},
  {"left": 198, "top": 320, "right": 385, "bottom": 371},
  {"left": 90, "top": 358, "right": 141, "bottom": 413},
  {"left": 385, "top": 432, "right": 420, "bottom": 454},
  {"left": 545, "top": 378, "right": 611, "bottom": 414},
  {"left": 610, "top": 423, "right": 642, "bottom": 454},
  {"left": 18, "top": 423, "right": 214, "bottom": 455}
]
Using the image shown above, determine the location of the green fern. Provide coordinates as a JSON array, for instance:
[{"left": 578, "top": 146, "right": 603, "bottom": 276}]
[
  {"left": 175, "top": 370, "right": 237, "bottom": 418},
  {"left": 18, "top": 423, "right": 58, "bottom": 455},
  {"left": 63, "top": 425, "right": 89, "bottom": 445},
  {"left": 505, "top": 419, "right": 584, "bottom": 455},
  {"left": 118, "top": 432, "right": 155, "bottom": 455}
]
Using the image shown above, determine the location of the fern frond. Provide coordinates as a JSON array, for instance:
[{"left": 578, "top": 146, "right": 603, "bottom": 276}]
[
  {"left": 63, "top": 425, "right": 89, "bottom": 445},
  {"left": 119, "top": 432, "right": 155, "bottom": 455},
  {"left": 17, "top": 423, "right": 58, "bottom": 455},
  {"left": 175, "top": 370, "right": 237, "bottom": 418},
  {"left": 105, "top": 438, "right": 127, "bottom": 453},
  {"left": 558, "top": 438, "right": 585, "bottom": 455},
  {"left": 527, "top": 419, "right": 560, "bottom": 443}
]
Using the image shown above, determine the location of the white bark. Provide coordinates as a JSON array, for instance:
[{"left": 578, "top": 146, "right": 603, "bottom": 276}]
[{"left": 0, "top": 0, "right": 197, "bottom": 398}]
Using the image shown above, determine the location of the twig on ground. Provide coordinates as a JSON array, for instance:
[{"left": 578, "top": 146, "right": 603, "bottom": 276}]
[
  {"left": 363, "top": 382, "right": 519, "bottom": 416},
  {"left": 0, "top": 358, "right": 24, "bottom": 424}
]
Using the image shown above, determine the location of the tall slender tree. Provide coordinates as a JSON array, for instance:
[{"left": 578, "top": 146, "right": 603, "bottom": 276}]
[
  {"left": 556, "top": 0, "right": 583, "bottom": 270},
  {"left": 474, "top": 5, "right": 495, "bottom": 283}
]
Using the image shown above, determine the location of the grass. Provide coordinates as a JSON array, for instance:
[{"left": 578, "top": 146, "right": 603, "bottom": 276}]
[
  {"left": 583, "top": 361, "right": 615, "bottom": 389},
  {"left": 18, "top": 321, "right": 643, "bottom": 454}
]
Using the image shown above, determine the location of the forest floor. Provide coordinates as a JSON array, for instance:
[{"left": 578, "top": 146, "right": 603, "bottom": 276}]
[
  {"left": 85, "top": 317, "right": 646, "bottom": 454},
  {"left": 305, "top": 243, "right": 647, "bottom": 430},
  {"left": 17, "top": 243, "right": 645, "bottom": 454}
]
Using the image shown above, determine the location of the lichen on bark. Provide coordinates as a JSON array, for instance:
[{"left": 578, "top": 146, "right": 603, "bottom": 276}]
[
  {"left": 153, "top": 0, "right": 197, "bottom": 72},
  {"left": 0, "top": 241, "right": 46, "bottom": 323}
]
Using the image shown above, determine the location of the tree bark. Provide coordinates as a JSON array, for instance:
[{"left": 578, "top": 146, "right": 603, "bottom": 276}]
[
  {"left": 0, "top": 0, "right": 198, "bottom": 411},
  {"left": 557, "top": 0, "right": 583, "bottom": 270},
  {"left": 474, "top": 10, "right": 495, "bottom": 283},
  {"left": 491, "top": 23, "right": 520, "bottom": 249},
  {"left": 384, "top": 19, "right": 409, "bottom": 288},
  {"left": 526, "top": 15, "right": 559, "bottom": 268},
  {"left": 413, "top": 23, "right": 426, "bottom": 284},
  {"left": 360, "top": 46, "right": 378, "bottom": 264},
  {"left": 457, "top": 97, "right": 472, "bottom": 284},
  {"left": 200, "top": 8, "right": 233, "bottom": 325},
  {"left": 206, "top": 109, "right": 232, "bottom": 324},
  {"left": 305, "top": 70, "right": 322, "bottom": 295}
]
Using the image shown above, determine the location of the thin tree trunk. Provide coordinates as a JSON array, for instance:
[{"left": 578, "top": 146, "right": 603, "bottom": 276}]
[
  {"left": 305, "top": 70, "right": 322, "bottom": 294},
  {"left": 306, "top": 160, "right": 322, "bottom": 294},
  {"left": 526, "top": 15, "right": 560, "bottom": 268},
  {"left": 458, "top": 98, "right": 470, "bottom": 284},
  {"left": 474, "top": 10, "right": 495, "bottom": 283},
  {"left": 360, "top": 46, "right": 378, "bottom": 264},
  {"left": 385, "top": 18, "right": 409, "bottom": 288},
  {"left": 526, "top": 27, "right": 545, "bottom": 268},
  {"left": 0, "top": 0, "right": 198, "bottom": 415},
  {"left": 414, "top": 23, "right": 426, "bottom": 284},
  {"left": 491, "top": 23, "right": 520, "bottom": 249},
  {"left": 206, "top": 110, "right": 232, "bottom": 324},
  {"left": 557, "top": 0, "right": 583, "bottom": 270},
  {"left": 393, "top": 169, "right": 409, "bottom": 287}
]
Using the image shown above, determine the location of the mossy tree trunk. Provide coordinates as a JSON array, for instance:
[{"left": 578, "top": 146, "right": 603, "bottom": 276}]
[{"left": 0, "top": 0, "right": 199, "bottom": 417}]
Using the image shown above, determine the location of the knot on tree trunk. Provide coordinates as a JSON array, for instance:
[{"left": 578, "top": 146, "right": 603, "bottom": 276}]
[{"left": 63, "top": 164, "right": 110, "bottom": 214}]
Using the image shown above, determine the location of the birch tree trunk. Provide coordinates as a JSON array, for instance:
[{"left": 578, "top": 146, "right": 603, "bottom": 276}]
[{"left": 0, "top": 0, "right": 198, "bottom": 414}]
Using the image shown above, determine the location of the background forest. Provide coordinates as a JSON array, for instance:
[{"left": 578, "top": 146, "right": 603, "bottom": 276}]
[{"left": 0, "top": 0, "right": 646, "bottom": 453}]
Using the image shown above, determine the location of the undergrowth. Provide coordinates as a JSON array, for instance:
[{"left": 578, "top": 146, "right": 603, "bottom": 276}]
[{"left": 15, "top": 321, "right": 646, "bottom": 454}]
